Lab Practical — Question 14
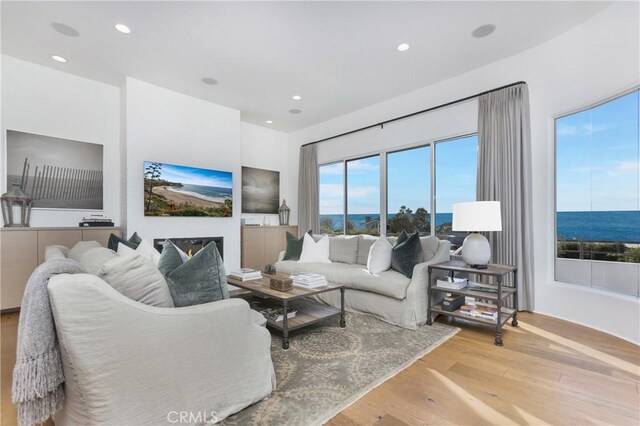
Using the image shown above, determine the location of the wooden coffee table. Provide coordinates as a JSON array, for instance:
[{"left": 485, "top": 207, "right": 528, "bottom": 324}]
[{"left": 227, "top": 274, "right": 346, "bottom": 349}]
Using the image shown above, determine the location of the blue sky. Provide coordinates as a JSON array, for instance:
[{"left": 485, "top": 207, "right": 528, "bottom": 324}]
[
  {"left": 556, "top": 90, "right": 639, "bottom": 212},
  {"left": 319, "top": 135, "right": 477, "bottom": 215},
  {"left": 146, "top": 161, "right": 232, "bottom": 189}
]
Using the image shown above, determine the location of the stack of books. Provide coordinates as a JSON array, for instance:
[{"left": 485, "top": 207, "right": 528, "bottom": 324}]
[
  {"left": 291, "top": 272, "right": 327, "bottom": 288},
  {"left": 259, "top": 306, "right": 297, "bottom": 322},
  {"left": 229, "top": 268, "right": 262, "bottom": 281},
  {"left": 436, "top": 277, "right": 468, "bottom": 290},
  {"left": 458, "top": 302, "right": 499, "bottom": 321},
  {"left": 79, "top": 215, "right": 114, "bottom": 227}
]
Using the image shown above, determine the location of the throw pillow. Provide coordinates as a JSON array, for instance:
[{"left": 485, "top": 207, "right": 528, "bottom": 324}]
[
  {"left": 97, "top": 255, "right": 174, "bottom": 307},
  {"left": 298, "top": 233, "right": 331, "bottom": 264},
  {"left": 79, "top": 247, "right": 118, "bottom": 275},
  {"left": 283, "top": 230, "right": 312, "bottom": 261},
  {"left": 67, "top": 240, "right": 102, "bottom": 262},
  {"left": 329, "top": 235, "right": 358, "bottom": 264},
  {"left": 107, "top": 232, "right": 142, "bottom": 251},
  {"left": 391, "top": 232, "right": 424, "bottom": 278},
  {"left": 158, "top": 240, "right": 229, "bottom": 307},
  {"left": 367, "top": 235, "right": 393, "bottom": 274},
  {"left": 356, "top": 235, "right": 378, "bottom": 265},
  {"left": 117, "top": 239, "right": 161, "bottom": 266}
]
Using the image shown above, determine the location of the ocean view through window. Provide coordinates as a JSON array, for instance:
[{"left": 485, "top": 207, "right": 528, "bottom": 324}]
[{"left": 555, "top": 89, "right": 639, "bottom": 295}]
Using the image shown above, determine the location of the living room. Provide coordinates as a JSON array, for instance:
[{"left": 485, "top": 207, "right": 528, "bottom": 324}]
[{"left": 0, "top": 1, "right": 639, "bottom": 425}]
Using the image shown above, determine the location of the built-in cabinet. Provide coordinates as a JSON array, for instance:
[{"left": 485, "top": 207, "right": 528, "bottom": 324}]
[
  {"left": 0, "top": 227, "right": 122, "bottom": 311},
  {"left": 241, "top": 225, "right": 298, "bottom": 270}
]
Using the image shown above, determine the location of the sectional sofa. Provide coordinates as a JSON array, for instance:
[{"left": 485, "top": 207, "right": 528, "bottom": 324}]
[{"left": 275, "top": 234, "right": 450, "bottom": 329}]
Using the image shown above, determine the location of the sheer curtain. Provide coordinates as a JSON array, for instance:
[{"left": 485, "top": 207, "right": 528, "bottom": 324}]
[
  {"left": 298, "top": 144, "right": 319, "bottom": 235},
  {"left": 477, "top": 83, "right": 535, "bottom": 311}
]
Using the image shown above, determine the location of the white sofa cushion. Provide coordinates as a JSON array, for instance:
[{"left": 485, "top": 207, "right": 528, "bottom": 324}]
[
  {"left": 67, "top": 240, "right": 101, "bottom": 262},
  {"left": 356, "top": 235, "right": 378, "bottom": 265},
  {"left": 276, "top": 261, "right": 411, "bottom": 299},
  {"left": 299, "top": 234, "right": 331, "bottom": 264},
  {"left": 367, "top": 236, "right": 392, "bottom": 274},
  {"left": 117, "top": 239, "right": 161, "bottom": 266},
  {"left": 329, "top": 235, "right": 358, "bottom": 264},
  {"left": 79, "top": 247, "right": 118, "bottom": 275}
]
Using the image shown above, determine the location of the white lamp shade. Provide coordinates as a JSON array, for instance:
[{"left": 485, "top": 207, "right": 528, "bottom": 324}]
[{"left": 452, "top": 201, "right": 502, "bottom": 232}]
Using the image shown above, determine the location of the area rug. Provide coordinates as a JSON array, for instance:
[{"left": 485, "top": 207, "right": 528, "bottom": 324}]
[{"left": 222, "top": 313, "right": 459, "bottom": 426}]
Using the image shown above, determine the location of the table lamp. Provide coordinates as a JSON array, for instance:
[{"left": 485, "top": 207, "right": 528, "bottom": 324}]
[{"left": 452, "top": 201, "right": 502, "bottom": 269}]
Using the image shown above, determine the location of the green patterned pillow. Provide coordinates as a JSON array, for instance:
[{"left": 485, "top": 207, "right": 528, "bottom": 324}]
[
  {"left": 283, "top": 230, "right": 312, "bottom": 261},
  {"left": 391, "top": 231, "right": 424, "bottom": 278},
  {"left": 108, "top": 232, "right": 142, "bottom": 251},
  {"left": 158, "top": 240, "right": 229, "bottom": 307}
]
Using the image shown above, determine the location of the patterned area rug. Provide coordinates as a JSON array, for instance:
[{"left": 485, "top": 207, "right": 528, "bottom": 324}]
[{"left": 222, "top": 313, "right": 459, "bottom": 426}]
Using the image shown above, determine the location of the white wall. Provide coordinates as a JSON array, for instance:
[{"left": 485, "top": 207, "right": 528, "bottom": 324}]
[
  {"left": 288, "top": 2, "right": 640, "bottom": 343},
  {"left": 1, "top": 55, "right": 121, "bottom": 227},
  {"left": 125, "top": 78, "right": 242, "bottom": 271},
  {"left": 240, "top": 122, "right": 291, "bottom": 225}
]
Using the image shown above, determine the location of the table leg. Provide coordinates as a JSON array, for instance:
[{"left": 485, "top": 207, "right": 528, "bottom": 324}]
[
  {"left": 340, "top": 288, "right": 346, "bottom": 327},
  {"left": 426, "top": 267, "right": 432, "bottom": 326},
  {"left": 512, "top": 270, "right": 519, "bottom": 327},
  {"left": 495, "top": 275, "right": 504, "bottom": 346},
  {"left": 282, "top": 300, "right": 289, "bottom": 350}
]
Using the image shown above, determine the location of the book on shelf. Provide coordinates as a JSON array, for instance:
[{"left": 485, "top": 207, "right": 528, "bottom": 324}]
[
  {"left": 293, "top": 279, "right": 327, "bottom": 288},
  {"left": 458, "top": 302, "right": 499, "bottom": 321},
  {"left": 259, "top": 306, "right": 297, "bottom": 322},
  {"left": 467, "top": 282, "right": 499, "bottom": 293},
  {"left": 229, "top": 268, "right": 262, "bottom": 281},
  {"left": 436, "top": 277, "right": 468, "bottom": 290}
]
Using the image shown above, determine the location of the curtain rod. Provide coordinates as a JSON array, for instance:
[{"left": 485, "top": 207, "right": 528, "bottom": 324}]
[{"left": 302, "top": 80, "right": 527, "bottom": 147}]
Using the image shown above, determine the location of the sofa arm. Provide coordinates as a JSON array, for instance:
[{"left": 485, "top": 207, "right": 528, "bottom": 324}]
[
  {"left": 48, "top": 274, "right": 275, "bottom": 425},
  {"left": 410, "top": 240, "right": 452, "bottom": 285}
]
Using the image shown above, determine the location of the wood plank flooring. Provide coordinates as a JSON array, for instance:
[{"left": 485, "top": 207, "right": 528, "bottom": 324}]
[{"left": 1, "top": 311, "right": 638, "bottom": 425}]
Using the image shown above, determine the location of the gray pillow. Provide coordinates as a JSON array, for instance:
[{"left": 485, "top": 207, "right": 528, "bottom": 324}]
[
  {"left": 391, "top": 231, "right": 424, "bottom": 278},
  {"left": 356, "top": 235, "right": 378, "bottom": 265},
  {"left": 159, "top": 240, "right": 229, "bottom": 307},
  {"left": 283, "top": 231, "right": 312, "bottom": 261},
  {"left": 67, "top": 240, "right": 102, "bottom": 262},
  {"left": 329, "top": 235, "right": 358, "bottom": 264},
  {"left": 420, "top": 236, "right": 441, "bottom": 261},
  {"left": 97, "top": 255, "right": 174, "bottom": 307},
  {"left": 79, "top": 247, "right": 118, "bottom": 275}
]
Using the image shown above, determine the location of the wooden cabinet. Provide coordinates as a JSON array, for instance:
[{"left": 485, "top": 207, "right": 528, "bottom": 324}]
[
  {"left": 241, "top": 226, "right": 298, "bottom": 270},
  {"left": 0, "top": 227, "right": 122, "bottom": 311}
]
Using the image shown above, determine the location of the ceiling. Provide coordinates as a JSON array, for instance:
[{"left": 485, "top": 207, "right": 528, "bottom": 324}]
[{"left": 2, "top": 1, "right": 612, "bottom": 132}]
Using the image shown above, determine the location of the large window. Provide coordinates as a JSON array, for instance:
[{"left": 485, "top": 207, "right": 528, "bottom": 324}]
[
  {"left": 387, "top": 146, "right": 430, "bottom": 236},
  {"left": 555, "top": 89, "right": 639, "bottom": 295},
  {"left": 319, "top": 162, "right": 344, "bottom": 235},
  {"left": 346, "top": 156, "right": 380, "bottom": 236},
  {"left": 318, "top": 134, "right": 478, "bottom": 244},
  {"left": 435, "top": 135, "right": 478, "bottom": 244}
]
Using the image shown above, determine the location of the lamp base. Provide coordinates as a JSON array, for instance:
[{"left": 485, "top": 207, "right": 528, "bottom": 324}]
[{"left": 461, "top": 233, "right": 491, "bottom": 267}]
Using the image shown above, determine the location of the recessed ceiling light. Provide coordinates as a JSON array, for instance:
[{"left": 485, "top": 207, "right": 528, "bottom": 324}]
[
  {"left": 201, "top": 77, "right": 218, "bottom": 85},
  {"left": 397, "top": 43, "right": 410, "bottom": 52},
  {"left": 289, "top": 109, "right": 302, "bottom": 114},
  {"left": 51, "top": 22, "right": 79, "bottom": 37},
  {"left": 51, "top": 55, "right": 67, "bottom": 63},
  {"left": 265, "top": 120, "right": 274, "bottom": 124},
  {"left": 292, "top": 95, "right": 302, "bottom": 101},
  {"left": 472, "top": 24, "right": 496, "bottom": 38},
  {"left": 114, "top": 23, "right": 131, "bottom": 34}
]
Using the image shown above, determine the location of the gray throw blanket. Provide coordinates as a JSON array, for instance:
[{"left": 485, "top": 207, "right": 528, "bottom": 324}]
[{"left": 12, "top": 258, "right": 86, "bottom": 426}]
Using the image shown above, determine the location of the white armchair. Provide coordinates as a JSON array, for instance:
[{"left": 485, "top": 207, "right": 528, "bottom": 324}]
[{"left": 48, "top": 273, "right": 275, "bottom": 425}]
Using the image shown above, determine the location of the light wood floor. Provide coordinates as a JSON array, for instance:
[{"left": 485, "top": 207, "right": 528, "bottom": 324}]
[{"left": 1, "top": 311, "right": 638, "bottom": 425}]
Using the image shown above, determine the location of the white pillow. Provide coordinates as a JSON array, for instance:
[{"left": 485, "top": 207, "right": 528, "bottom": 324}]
[
  {"left": 118, "top": 239, "right": 161, "bottom": 266},
  {"left": 367, "top": 235, "right": 393, "bottom": 274},
  {"left": 298, "top": 233, "right": 332, "bottom": 264}
]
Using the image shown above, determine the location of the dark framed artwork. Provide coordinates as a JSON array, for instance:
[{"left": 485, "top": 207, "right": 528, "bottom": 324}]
[
  {"left": 5, "top": 130, "right": 104, "bottom": 209},
  {"left": 241, "top": 166, "right": 280, "bottom": 214}
]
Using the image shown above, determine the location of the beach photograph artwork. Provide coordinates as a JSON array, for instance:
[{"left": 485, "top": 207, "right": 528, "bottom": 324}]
[
  {"left": 241, "top": 166, "right": 280, "bottom": 214},
  {"left": 6, "top": 130, "right": 104, "bottom": 209},
  {"left": 143, "top": 161, "right": 233, "bottom": 217}
]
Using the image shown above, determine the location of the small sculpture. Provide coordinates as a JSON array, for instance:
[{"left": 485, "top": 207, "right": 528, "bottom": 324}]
[{"left": 264, "top": 264, "right": 277, "bottom": 275}]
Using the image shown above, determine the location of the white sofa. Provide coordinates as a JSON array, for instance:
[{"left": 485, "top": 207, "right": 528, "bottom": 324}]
[
  {"left": 44, "top": 245, "right": 276, "bottom": 425},
  {"left": 275, "top": 234, "right": 450, "bottom": 329}
]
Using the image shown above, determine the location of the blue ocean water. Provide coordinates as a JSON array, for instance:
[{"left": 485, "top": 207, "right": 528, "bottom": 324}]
[
  {"left": 169, "top": 183, "right": 232, "bottom": 203},
  {"left": 319, "top": 211, "right": 640, "bottom": 243}
]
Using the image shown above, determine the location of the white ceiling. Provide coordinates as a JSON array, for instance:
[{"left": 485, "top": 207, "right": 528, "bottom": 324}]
[{"left": 2, "top": 1, "right": 611, "bottom": 132}]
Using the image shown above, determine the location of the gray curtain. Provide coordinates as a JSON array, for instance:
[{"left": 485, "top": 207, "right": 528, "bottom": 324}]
[
  {"left": 477, "top": 84, "right": 534, "bottom": 311},
  {"left": 298, "top": 144, "right": 319, "bottom": 235}
]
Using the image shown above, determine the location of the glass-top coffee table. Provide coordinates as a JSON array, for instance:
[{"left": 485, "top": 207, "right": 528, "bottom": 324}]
[{"left": 227, "top": 274, "right": 346, "bottom": 349}]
